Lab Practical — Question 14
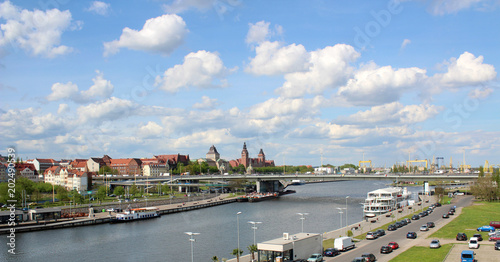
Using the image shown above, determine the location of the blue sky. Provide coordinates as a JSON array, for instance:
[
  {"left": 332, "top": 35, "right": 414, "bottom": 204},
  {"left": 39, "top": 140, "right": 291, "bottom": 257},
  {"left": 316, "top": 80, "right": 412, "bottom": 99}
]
[{"left": 1, "top": 0, "right": 499, "bottom": 168}]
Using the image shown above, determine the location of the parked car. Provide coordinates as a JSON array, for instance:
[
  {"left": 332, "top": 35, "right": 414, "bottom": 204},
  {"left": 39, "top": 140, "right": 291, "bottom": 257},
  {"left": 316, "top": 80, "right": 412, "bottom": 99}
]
[
  {"left": 306, "top": 253, "right": 323, "bottom": 262},
  {"left": 399, "top": 220, "right": 407, "bottom": 226},
  {"left": 352, "top": 258, "right": 366, "bottom": 262},
  {"left": 375, "top": 229, "right": 385, "bottom": 237},
  {"left": 460, "top": 250, "right": 476, "bottom": 262},
  {"left": 404, "top": 218, "right": 411, "bottom": 224},
  {"left": 447, "top": 210, "right": 454, "bottom": 215},
  {"left": 380, "top": 245, "right": 393, "bottom": 254},
  {"left": 489, "top": 234, "right": 500, "bottom": 241},
  {"left": 387, "top": 242, "right": 399, "bottom": 250},
  {"left": 387, "top": 224, "right": 397, "bottom": 231},
  {"left": 427, "top": 222, "right": 435, "bottom": 228},
  {"left": 361, "top": 253, "right": 376, "bottom": 262},
  {"left": 406, "top": 232, "right": 417, "bottom": 239},
  {"left": 411, "top": 215, "right": 420, "bottom": 220},
  {"left": 477, "top": 225, "right": 495, "bottom": 232},
  {"left": 420, "top": 225, "right": 429, "bottom": 231},
  {"left": 456, "top": 233, "right": 468, "bottom": 241},
  {"left": 472, "top": 233, "right": 483, "bottom": 241},
  {"left": 495, "top": 240, "right": 500, "bottom": 250},
  {"left": 430, "top": 239, "right": 441, "bottom": 249},
  {"left": 366, "top": 232, "right": 378, "bottom": 240},
  {"left": 323, "top": 248, "right": 340, "bottom": 257},
  {"left": 469, "top": 237, "right": 480, "bottom": 249},
  {"left": 442, "top": 213, "right": 449, "bottom": 219}
]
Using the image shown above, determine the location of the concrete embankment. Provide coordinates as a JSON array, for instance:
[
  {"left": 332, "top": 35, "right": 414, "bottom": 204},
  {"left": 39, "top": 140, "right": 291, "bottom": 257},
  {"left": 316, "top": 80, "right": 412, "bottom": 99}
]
[{"left": 0, "top": 194, "right": 236, "bottom": 234}]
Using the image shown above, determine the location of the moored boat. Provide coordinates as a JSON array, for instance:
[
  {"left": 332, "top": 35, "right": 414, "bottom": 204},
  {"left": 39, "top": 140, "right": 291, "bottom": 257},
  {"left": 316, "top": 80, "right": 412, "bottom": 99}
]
[
  {"left": 110, "top": 207, "right": 160, "bottom": 223},
  {"left": 363, "top": 187, "right": 411, "bottom": 218}
]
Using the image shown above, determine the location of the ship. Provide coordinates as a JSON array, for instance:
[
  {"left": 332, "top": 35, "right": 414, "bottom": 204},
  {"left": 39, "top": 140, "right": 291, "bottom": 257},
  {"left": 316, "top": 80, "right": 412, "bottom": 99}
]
[
  {"left": 362, "top": 187, "right": 412, "bottom": 218},
  {"left": 110, "top": 207, "right": 160, "bottom": 223}
]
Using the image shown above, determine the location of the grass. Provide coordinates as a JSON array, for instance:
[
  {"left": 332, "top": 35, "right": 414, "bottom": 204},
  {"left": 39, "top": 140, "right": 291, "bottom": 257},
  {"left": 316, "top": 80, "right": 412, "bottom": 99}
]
[
  {"left": 388, "top": 243, "right": 453, "bottom": 262},
  {"left": 430, "top": 201, "right": 500, "bottom": 239}
]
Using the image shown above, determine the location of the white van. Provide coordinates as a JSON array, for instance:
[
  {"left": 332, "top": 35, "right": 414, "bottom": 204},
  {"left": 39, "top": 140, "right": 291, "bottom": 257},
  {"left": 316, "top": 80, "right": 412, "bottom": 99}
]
[{"left": 334, "top": 237, "right": 355, "bottom": 251}]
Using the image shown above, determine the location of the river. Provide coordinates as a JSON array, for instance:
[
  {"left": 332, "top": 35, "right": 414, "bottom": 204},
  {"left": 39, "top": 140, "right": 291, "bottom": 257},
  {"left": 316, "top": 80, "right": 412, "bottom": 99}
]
[{"left": 1, "top": 180, "right": 425, "bottom": 262}]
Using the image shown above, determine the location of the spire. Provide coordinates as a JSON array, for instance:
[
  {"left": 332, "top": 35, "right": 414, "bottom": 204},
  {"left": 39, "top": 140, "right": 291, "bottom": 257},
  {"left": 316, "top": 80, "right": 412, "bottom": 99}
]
[{"left": 243, "top": 142, "right": 247, "bottom": 150}]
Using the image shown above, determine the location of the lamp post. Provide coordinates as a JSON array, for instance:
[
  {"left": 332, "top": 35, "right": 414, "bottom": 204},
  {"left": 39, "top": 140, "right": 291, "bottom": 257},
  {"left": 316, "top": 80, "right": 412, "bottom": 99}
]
[
  {"left": 346, "top": 196, "right": 350, "bottom": 236},
  {"left": 297, "top": 213, "right": 309, "bottom": 233},
  {"left": 248, "top": 221, "right": 262, "bottom": 245},
  {"left": 337, "top": 208, "right": 344, "bottom": 235},
  {"left": 185, "top": 232, "right": 200, "bottom": 262},
  {"left": 237, "top": 211, "right": 242, "bottom": 259}
]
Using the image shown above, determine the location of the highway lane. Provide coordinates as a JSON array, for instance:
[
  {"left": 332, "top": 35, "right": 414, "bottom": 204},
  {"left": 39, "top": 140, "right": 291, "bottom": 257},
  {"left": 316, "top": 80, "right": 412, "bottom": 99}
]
[{"left": 326, "top": 196, "right": 473, "bottom": 262}]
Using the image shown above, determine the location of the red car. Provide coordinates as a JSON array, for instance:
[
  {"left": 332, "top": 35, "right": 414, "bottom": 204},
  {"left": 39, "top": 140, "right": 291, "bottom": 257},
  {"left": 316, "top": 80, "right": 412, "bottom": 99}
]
[
  {"left": 489, "top": 234, "right": 500, "bottom": 241},
  {"left": 388, "top": 242, "right": 399, "bottom": 250}
]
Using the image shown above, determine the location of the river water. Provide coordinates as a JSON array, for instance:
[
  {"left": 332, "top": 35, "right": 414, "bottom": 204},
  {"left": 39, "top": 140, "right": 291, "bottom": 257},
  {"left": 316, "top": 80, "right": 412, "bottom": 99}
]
[{"left": 1, "top": 180, "right": 424, "bottom": 262}]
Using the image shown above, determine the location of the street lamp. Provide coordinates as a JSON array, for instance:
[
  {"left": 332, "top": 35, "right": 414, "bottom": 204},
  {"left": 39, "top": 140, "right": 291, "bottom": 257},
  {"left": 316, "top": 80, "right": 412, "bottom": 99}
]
[
  {"left": 185, "top": 232, "right": 200, "bottom": 262},
  {"left": 346, "top": 196, "right": 350, "bottom": 236},
  {"left": 248, "top": 221, "right": 262, "bottom": 246},
  {"left": 336, "top": 208, "right": 344, "bottom": 234},
  {"left": 297, "top": 213, "right": 309, "bottom": 233},
  {"left": 237, "top": 211, "right": 242, "bottom": 259}
]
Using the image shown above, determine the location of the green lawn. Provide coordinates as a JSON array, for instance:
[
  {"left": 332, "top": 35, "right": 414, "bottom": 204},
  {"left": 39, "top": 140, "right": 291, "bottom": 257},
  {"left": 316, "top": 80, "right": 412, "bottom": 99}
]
[
  {"left": 389, "top": 243, "right": 453, "bottom": 262},
  {"left": 430, "top": 201, "right": 500, "bottom": 239}
]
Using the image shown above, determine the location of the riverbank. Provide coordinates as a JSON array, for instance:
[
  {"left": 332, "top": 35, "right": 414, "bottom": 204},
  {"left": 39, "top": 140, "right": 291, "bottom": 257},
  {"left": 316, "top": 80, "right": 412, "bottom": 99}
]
[{"left": 0, "top": 194, "right": 236, "bottom": 234}]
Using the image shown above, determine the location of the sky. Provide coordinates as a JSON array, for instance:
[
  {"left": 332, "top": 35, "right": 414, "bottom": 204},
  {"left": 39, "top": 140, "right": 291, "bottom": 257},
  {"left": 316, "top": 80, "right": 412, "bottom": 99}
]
[{"left": 0, "top": 0, "right": 499, "bottom": 168}]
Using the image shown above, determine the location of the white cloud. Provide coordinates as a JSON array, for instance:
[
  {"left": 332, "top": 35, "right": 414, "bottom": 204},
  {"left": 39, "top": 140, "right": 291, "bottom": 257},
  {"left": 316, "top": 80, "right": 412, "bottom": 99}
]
[
  {"left": 401, "top": 39, "right": 411, "bottom": 49},
  {"left": 337, "top": 62, "right": 427, "bottom": 106},
  {"left": 249, "top": 97, "right": 319, "bottom": 119},
  {"left": 433, "top": 52, "right": 496, "bottom": 88},
  {"left": 0, "top": 108, "right": 68, "bottom": 139},
  {"left": 86, "top": 1, "right": 111, "bottom": 16},
  {"left": 469, "top": 87, "right": 493, "bottom": 99},
  {"left": 77, "top": 97, "right": 137, "bottom": 123},
  {"left": 337, "top": 102, "right": 440, "bottom": 125},
  {"left": 155, "top": 50, "right": 235, "bottom": 93},
  {"left": 171, "top": 128, "right": 236, "bottom": 148},
  {"left": 426, "top": 0, "right": 485, "bottom": 15},
  {"left": 276, "top": 44, "right": 360, "bottom": 98},
  {"left": 103, "top": 14, "right": 188, "bottom": 56},
  {"left": 47, "top": 71, "right": 114, "bottom": 103},
  {"left": 245, "top": 41, "right": 310, "bottom": 75},
  {"left": 57, "top": 103, "right": 70, "bottom": 114},
  {"left": 192, "top": 96, "right": 220, "bottom": 110},
  {"left": 245, "top": 21, "right": 283, "bottom": 45},
  {"left": 0, "top": 1, "right": 78, "bottom": 58},
  {"left": 137, "top": 121, "right": 164, "bottom": 138}
]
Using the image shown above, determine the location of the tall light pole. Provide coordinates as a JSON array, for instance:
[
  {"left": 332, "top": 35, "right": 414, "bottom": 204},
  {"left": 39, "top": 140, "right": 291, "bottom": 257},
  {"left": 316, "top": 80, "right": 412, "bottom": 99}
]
[
  {"left": 237, "top": 211, "right": 242, "bottom": 259},
  {"left": 346, "top": 196, "right": 350, "bottom": 236},
  {"left": 248, "top": 221, "right": 262, "bottom": 246},
  {"left": 185, "top": 232, "right": 200, "bottom": 262},
  {"left": 297, "top": 213, "right": 309, "bottom": 233},
  {"left": 337, "top": 208, "right": 344, "bottom": 234}
]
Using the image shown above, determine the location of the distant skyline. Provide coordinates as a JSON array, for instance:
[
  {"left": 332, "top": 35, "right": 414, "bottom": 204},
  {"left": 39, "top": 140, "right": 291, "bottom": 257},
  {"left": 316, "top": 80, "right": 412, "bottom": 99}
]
[{"left": 1, "top": 0, "right": 499, "bottom": 168}]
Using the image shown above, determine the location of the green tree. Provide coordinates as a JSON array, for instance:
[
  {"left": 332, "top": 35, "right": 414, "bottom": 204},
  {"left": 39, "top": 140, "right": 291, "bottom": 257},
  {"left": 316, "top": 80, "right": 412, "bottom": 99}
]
[
  {"left": 130, "top": 184, "right": 139, "bottom": 197},
  {"left": 231, "top": 249, "right": 243, "bottom": 262},
  {"left": 56, "top": 186, "right": 69, "bottom": 202},
  {"left": 211, "top": 256, "right": 219, "bottom": 262},
  {"left": 113, "top": 186, "right": 125, "bottom": 197},
  {"left": 248, "top": 245, "right": 257, "bottom": 261},
  {"left": 70, "top": 190, "right": 84, "bottom": 204},
  {"left": 97, "top": 185, "right": 107, "bottom": 202}
]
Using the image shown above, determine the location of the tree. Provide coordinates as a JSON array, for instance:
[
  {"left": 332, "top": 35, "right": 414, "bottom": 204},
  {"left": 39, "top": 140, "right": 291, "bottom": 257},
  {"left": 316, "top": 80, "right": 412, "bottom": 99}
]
[
  {"left": 97, "top": 185, "right": 107, "bottom": 202},
  {"left": 248, "top": 245, "right": 257, "bottom": 261},
  {"left": 130, "top": 184, "right": 139, "bottom": 197},
  {"left": 470, "top": 176, "right": 499, "bottom": 201},
  {"left": 211, "top": 256, "right": 219, "bottom": 262},
  {"left": 56, "top": 186, "right": 69, "bottom": 202},
  {"left": 231, "top": 249, "right": 243, "bottom": 262},
  {"left": 114, "top": 186, "right": 125, "bottom": 198}
]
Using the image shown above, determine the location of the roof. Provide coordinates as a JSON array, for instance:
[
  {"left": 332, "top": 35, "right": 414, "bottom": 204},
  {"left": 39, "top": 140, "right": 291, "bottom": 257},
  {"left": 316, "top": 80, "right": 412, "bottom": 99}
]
[
  {"left": 207, "top": 145, "right": 219, "bottom": 154},
  {"left": 368, "top": 187, "right": 403, "bottom": 194},
  {"left": 35, "top": 158, "right": 58, "bottom": 164}
]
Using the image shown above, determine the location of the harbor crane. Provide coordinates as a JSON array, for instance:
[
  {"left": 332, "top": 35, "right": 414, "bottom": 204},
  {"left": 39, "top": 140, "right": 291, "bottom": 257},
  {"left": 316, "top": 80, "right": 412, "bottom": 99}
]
[{"left": 406, "top": 159, "right": 428, "bottom": 171}]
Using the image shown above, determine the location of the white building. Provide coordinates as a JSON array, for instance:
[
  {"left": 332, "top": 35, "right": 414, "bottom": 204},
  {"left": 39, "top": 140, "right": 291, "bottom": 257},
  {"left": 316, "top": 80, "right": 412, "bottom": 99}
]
[
  {"left": 257, "top": 233, "right": 323, "bottom": 262},
  {"left": 314, "top": 167, "right": 334, "bottom": 174},
  {"left": 143, "top": 162, "right": 169, "bottom": 177}
]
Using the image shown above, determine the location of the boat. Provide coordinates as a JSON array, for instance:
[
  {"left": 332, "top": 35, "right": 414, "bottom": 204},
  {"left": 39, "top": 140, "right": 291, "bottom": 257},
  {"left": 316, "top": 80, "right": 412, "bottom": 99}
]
[
  {"left": 291, "top": 180, "right": 305, "bottom": 185},
  {"left": 363, "top": 187, "right": 412, "bottom": 218},
  {"left": 247, "top": 192, "right": 279, "bottom": 202},
  {"left": 236, "top": 195, "right": 249, "bottom": 202},
  {"left": 110, "top": 207, "right": 160, "bottom": 223}
]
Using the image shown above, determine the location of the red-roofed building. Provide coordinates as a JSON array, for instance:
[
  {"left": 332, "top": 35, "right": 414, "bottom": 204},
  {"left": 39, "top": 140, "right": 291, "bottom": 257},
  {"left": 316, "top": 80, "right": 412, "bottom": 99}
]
[
  {"left": 44, "top": 167, "right": 90, "bottom": 192},
  {"left": 141, "top": 158, "right": 169, "bottom": 177},
  {"left": 14, "top": 163, "right": 40, "bottom": 182},
  {"left": 229, "top": 143, "right": 275, "bottom": 171},
  {"left": 109, "top": 158, "right": 142, "bottom": 176},
  {"left": 87, "top": 155, "right": 111, "bottom": 172},
  {"left": 70, "top": 159, "right": 88, "bottom": 171},
  {"left": 27, "top": 158, "right": 59, "bottom": 174},
  {"left": 154, "top": 154, "right": 190, "bottom": 171}
]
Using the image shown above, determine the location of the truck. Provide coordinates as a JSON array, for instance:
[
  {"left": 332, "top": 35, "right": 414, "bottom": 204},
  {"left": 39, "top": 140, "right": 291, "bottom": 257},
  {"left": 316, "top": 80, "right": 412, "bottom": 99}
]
[
  {"left": 460, "top": 250, "right": 477, "bottom": 262},
  {"left": 334, "top": 237, "right": 355, "bottom": 251}
]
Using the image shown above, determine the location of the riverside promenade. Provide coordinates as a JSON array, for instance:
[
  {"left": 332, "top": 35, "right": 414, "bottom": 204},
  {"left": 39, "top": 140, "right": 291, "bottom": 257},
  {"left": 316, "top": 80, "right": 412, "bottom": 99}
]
[{"left": 0, "top": 193, "right": 235, "bottom": 234}]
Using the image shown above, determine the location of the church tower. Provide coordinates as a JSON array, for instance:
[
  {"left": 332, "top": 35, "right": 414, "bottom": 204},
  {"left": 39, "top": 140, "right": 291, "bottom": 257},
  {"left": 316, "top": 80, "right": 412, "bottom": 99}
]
[
  {"left": 241, "top": 142, "right": 249, "bottom": 168},
  {"left": 206, "top": 145, "right": 220, "bottom": 161},
  {"left": 258, "top": 148, "right": 265, "bottom": 164}
]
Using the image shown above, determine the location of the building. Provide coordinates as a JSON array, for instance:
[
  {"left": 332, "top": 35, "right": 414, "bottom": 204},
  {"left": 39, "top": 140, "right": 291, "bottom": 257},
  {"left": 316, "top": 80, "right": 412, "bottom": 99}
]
[
  {"left": 69, "top": 159, "right": 88, "bottom": 171},
  {"left": 14, "top": 163, "right": 40, "bottom": 182},
  {"left": 229, "top": 142, "right": 275, "bottom": 169},
  {"left": 257, "top": 233, "right": 323, "bottom": 261},
  {"left": 141, "top": 158, "right": 169, "bottom": 176},
  {"left": 86, "top": 155, "right": 111, "bottom": 172},
  {"left": 44, "top": 167, "right": 91, "bottom": 192},
  {"left": 198, "top": 145, "right": 230, "bottom": 174},
  {"left": 314, "top": 167, "right": 334, "bottom": 174},
  {"left": 27, "top": 158, "right": 59, "bottom": 174},
  {"left": 109, "top": 158, "right": 142, "bottom": 176},
  {"left": 154, "top": 154, "right": 190, "bottom": 170}
]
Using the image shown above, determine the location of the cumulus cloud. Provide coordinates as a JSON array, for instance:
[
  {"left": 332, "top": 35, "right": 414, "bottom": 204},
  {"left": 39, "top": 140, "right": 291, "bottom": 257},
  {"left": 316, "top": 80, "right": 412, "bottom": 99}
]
[
  {"left": 469, "top": 87, "right": 493, "bottom": 99},
  {"left": 137, "top": 121, "right": 164, "bottom": 138},
  {"left": 245, "top": 20, "right": 284, "bottom": 45},
  {"left": 337, "top": 102, "right": 440, "bottom": 125},
  {"left": 0, "top": 108, "right": 68, "bottom": 139},
  {"left": 249, "top": 97, "right": 320, "bottom": 119},
  {"left": 77, "top": 97, "right": 137, "bottom": 123},
  {"left": 155, "top": 50, "right": 235, "bottom": 93},
  {"left": 86, "top": 1, "right": 111, "bottom": 16},
  {"left": 245, "top": 41, "right": 310, "bottom": 75},
  {"left": 103, "top": 14, "right": 188, "bottom": 56},
  {"left": 337, "top": 62, "right": 427, "bottom": 106},
  {"left": 46, "top": 71, "right": 114, "bottom": 103},
  {"left": 57, "top": 103, "right": 70, "bottom": 114},
  {"left": 0, "top": 0, "right": 79, "bottom": 58},
  {"left": 276, "top": 44, "right": 360, "bottom": 98},
  {"left": 192, "top": 96, "right": 220, "bottom": 110},
  {"left": 432, "top": 52, "right": 496, "bottom": 88}
]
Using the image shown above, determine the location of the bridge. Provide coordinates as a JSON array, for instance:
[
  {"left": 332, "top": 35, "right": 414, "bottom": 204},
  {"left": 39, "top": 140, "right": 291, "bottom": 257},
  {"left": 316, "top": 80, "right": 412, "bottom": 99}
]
[{"left": 101, "top": 173, "right": 478, "bottom": 194}]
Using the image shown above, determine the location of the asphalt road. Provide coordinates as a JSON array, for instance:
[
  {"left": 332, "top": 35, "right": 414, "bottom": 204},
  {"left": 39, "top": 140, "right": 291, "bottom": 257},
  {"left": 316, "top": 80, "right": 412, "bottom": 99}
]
[{"left": 326, "top": 196, "right": 474, "bottom": 262}]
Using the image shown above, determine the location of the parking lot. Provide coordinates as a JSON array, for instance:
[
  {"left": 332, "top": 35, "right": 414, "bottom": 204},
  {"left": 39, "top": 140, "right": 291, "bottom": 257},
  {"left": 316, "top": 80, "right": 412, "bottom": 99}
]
[{"left": 443, "top": 242, "right": 499, "bottom": 262}]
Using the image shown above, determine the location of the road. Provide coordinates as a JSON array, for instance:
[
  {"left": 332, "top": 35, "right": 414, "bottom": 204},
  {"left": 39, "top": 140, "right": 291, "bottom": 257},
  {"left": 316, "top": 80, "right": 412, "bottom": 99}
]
[{"left": 326, "top": 196, "right": 473, "bottom": 262}]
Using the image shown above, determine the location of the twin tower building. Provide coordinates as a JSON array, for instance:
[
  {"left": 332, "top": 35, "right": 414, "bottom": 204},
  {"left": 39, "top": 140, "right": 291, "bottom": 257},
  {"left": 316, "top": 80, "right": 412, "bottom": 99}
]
[{"left": 203, "top": 142, "right": 275, "bottom": 173}]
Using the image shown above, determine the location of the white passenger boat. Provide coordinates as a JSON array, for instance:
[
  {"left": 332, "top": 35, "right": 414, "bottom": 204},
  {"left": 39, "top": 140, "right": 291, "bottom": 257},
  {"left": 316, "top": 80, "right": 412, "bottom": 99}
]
[
  {"left": 363, "top": 187, "right": 411, "bottom": 218},
  {"left": 111, "top": 207, "right": 160, "bottom": 223}
]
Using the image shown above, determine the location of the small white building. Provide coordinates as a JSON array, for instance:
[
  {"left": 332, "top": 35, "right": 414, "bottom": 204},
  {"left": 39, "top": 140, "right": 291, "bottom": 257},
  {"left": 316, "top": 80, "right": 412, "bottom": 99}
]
[
  {"left": 143, "top": 162, "right": 169, "bottom": 177},
  {"left": 257, "top": 233, "right": 323, "bottom": 261},
  {"left": 314, "top": 167, "right": 334, "bottom": 174}
]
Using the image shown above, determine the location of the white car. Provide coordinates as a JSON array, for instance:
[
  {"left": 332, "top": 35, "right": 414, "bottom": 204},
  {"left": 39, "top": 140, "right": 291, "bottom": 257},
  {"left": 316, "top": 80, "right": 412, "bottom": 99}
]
[
  {"left": 420, "top": 225, "right": 429, "bottom": 231},
  {"left": 469, "top": 237, "right": 479, "bottom": 249}
]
